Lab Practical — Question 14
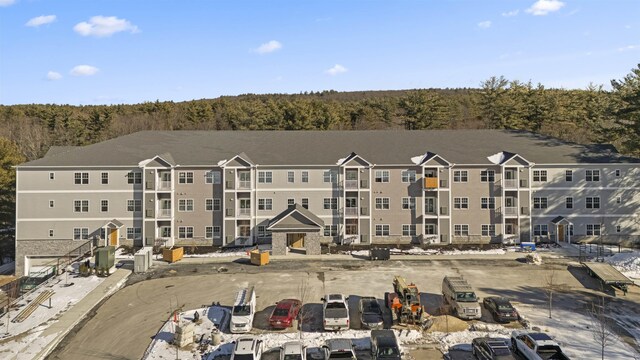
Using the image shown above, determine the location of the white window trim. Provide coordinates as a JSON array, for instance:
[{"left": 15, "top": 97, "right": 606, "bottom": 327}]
[
  {"left": 375, "top": 224, "right": 390, "bottom": 236},
  {"left": 453, "top": 197, "right": 469, "bottom": 210},
  {"left": 453, "top": 170, "right": 468, "bottom": 183},
  {"left": 375, "top": 197, "right": 390, "bottom": 210}
]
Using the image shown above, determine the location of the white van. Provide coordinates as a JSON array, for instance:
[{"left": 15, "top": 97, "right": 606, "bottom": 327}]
[
  {"left": 230, "top": 286, "right": 256, "bottom": 333},
  {"left": 442, "top": 276, "right": 481, "bottom": 320}
]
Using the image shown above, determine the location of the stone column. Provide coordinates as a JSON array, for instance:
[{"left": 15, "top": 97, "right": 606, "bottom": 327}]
[
  {"left": 272, "top": 232, "right": 287, "bottom": 255},
  {"left": 305, "top": 232, "right": 321, "bottom": 255}
]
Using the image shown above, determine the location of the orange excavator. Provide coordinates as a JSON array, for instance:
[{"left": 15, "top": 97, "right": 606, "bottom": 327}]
[{"left": 386, "top": 276, "right": 427, "bottom": 325}]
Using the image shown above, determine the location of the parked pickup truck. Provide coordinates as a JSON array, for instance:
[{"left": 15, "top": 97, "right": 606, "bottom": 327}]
[
  {"left": 511, "top": 330, "right": 570, "bottom": 360},
  {"left": 322, "top": 294, "right": 350, "bottom": 331}
]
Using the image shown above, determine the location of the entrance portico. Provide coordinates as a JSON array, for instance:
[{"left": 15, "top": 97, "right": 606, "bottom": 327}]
[
  {"left": 551, "top": 216, "right": 573, "bottom": 244},
  {"left": 267, "top": 204, "right": 324, "bottom": 256},
  {"left": 103, "top": 219, "right": 124, "bottom": 247}
]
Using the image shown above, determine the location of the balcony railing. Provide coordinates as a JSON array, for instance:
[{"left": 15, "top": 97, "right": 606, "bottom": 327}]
[
  {"left": 158, "top": 181, "right": 172, "bottom": 190},
  {"left": 504, "top": 207, "right": 517, "bottom": 216},
  {"left": 345, "top": 207, "right": 358, "bottom": 217},
  {"left": 345, "top": 180, "right": 358, "bottom": 189},
  {"left": 424, "top": 177, "right": 438, "bottom": 189},
  {"left": 239, "top": 208, "right": 251, "bottom": 216},
  {"left": 158, "top": 208, "right": 171, "bottom": 217},
  {"left": 238, "top": 181, "right": 251, "bottom": 189},
  {"left": 504, "top": 179, "right": 518, "bottom": 189}
]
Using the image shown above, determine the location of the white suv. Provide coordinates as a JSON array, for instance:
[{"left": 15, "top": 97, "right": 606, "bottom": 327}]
[{"left": 230, "top": 336, "right": 263, "bottom": 360}]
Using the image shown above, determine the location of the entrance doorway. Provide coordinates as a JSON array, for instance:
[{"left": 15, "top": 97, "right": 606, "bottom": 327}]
[
  {"left": 109, "top": 228, "right": 118, "bottom": 246},
  {"left": 287, "top": 233, "right": 305, "bottom": 248},
  {"left": 558, "top": 224, "right": 565, "bottom": 242}
]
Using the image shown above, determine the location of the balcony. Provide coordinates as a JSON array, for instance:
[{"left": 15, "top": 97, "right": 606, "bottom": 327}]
[
  {"left": 158, "top": 208, "right": 171, "bottom": 218},
  {"left": 424, "top": 177, "right": 438, "bottom": 189},
  {"left": 157, "top": 180, "right": 171, "bottom": 191},
  {"left": 504, "top": 207, "right": 517, "bottom": 216},
  {"left": 345, "top": 207, "right": 358, "bottom": 217},
  {"left": 345, "top": 180, "right": 358, "bottom": 189},
  {"left": 238, "top": 181, "right": 251, "bottom": 189},
  {"left": 504, "top": 179, "right": 518, "bottom": 189},
  {"left": 238, "top": 208, "right": 251, "bottom": 216}
]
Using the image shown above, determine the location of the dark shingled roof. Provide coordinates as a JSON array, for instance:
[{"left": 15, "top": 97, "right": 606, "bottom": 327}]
[{"left": 18, "top": 130, "right": 639, "bottom": 167}]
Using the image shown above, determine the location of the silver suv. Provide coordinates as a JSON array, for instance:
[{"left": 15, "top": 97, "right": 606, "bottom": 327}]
[
  {"left": 323, "top": 338, "right": 356, "bottom": 360},
  {"left": 230, "top": 336, "right": 263, "bottom": 360}
]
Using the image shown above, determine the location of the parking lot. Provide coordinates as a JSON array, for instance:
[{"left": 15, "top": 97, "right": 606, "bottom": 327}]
[{"left": 47, "top": 253, "right": 640, "bottom": 359}]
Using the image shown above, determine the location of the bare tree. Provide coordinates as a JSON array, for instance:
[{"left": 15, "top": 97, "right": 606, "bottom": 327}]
[
  {"left": 589, "top": 296, "right": 617, "bottom": 360},
  {"left": 296, "top": 276, "right": 313, "bottom": 338},
  {"left": 543, "top": 269, "right": 558, "bottom": 319}
]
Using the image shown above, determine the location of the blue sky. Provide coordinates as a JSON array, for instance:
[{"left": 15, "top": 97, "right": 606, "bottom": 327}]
[{"left": 1, "top": 0, "right": 639, "bottom": 105}]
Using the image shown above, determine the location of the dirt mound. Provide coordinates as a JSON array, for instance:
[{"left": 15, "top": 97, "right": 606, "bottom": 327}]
[{"left": 425, "top": 315, "right": 469, "bottom": 332}]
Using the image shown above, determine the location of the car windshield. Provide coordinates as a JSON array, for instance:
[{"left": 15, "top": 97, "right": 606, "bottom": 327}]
[
  {"left": 456, "top": 292, "right": 477, "bottom": 302},
  {"left": 326, "top": 303, "right": 346, "bottom": 309},
  {"left": 364, "top": 302, "right": 381, "bottom": 313},
  {"left": 273, "top": 308, "right": 289, "bottom": 317},
  {"left": 329, "top": 351, "right": 354, "bottom": 359},
  {"left": 284, "top": 355, "right": 302, "bottom": 360},
  {"left": 497, "top": 305, "right": 513, "bottom": 311},
  {"left": 493, "top": 347, "right": 512, "bottom": 355},
  {"left": 377, "top": 347, "right": 400, "bottom": 356},
  {"left": 232, "top": 305, "right": 251, "bottom": 316}
]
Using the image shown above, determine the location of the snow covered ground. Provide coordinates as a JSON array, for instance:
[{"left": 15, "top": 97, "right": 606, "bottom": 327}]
[
  {"left": 0, "top": 266, "right": 105, "bottom": 359},
  {"left": 350, "top": 247, "right": 515, "bottom": 257},
  {"left": 605, "top": 250, "right": 640, "bottom": 280}
]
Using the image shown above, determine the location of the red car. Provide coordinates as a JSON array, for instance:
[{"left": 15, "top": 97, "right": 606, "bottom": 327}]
[{"left": 269, "top": 299, "right": 302, "bottom": 329}]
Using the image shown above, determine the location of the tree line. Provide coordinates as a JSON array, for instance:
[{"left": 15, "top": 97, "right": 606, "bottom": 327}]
[{"left": 0, "top": 66, "right": 638, "bottom": 228}]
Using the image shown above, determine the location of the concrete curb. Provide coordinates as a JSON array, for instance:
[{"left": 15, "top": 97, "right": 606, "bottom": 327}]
[{"left": 33, "top": 268, "right": 131, "bottom": 360}]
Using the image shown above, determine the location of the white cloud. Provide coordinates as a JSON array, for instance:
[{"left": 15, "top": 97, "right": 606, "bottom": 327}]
[
  {"left": 618, "top": 45, "right": 639, "bottom": 52},
  {"left": 253, "top": 40, "right": 282, "bottom": 54},
  {"left": 0, "top": 0, "right": 16, "bottom": 7},
  {"left": 478, "top": 21, "right": 492, "bottom": 29},
  {"left": 526, "top": 0, "right": 565, "bottom": 16},
  {"left": 502, "top": 10, "right": 519, "bottom": 17},
  {"left": 46, "top": 71, "right": 62, "bottom": 81},
  {"left": 26, "top": 15, "right": 57, "bottom": 27},
  {"left": 70, "top": 65, "right": 99, "bottom": 76},
  {"left": 73, "top": 16, "right": 139, "bottom": 37},
  {"left": 325, "top": 64, "right": 347, "bottom": 76}
]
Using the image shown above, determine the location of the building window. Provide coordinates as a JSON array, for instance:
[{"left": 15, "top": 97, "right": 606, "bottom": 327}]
[
  {"left": 178, "top": 172, "right": 193, "bottom": 184},
  {"left": 301, "top": 171, "right": 309, "bottom": 183},
  {"left": 324, "top": 225, "right": 338, "bottom": 236},
  {"left": 453, "top": 197, "right": 469, "bottom": 209},
  {"left": 480, "top": 197, "right": 495, "bottom": 209},
  {"left": 258, "top": 198, "right": 273, "bottom": 210},
  {"left": 127, "top": 172, "right": 142, "bottom": 184},
  {"left": 101, "top": 172, "right": 109, "bottom": 184},
  {"left": 205, "top": 226, "right": 213, "bottom": 239},
  {"left": 375, "top": 224, "right": 390, "bottom": 236},
  {"left": 533, "top": 170, "right": 547, "bottom": 182},
  {"left": 616, "top": 225, "right": 621, "bottom": 233},
  {"left": 257, "top": 225, "right": 271, "bottom": 238},
  {"left": 401, "top": 170, "right": 416, "bottom": 183},
  {"left": 213, "top": 198, "right": 221, "bottom": 211},
  {"left": 375, "top": 197, "right": 390, "bottom": 210},
  {"left": 287, "top": 171, "right": 294, "bottom": 183},
  {"left": 73, "top": 227, "right": 89, "bottom": 240},
  {"left": 126, "top": 227, "right": 141, "bottom": 240},
  {"left": 586, "top": 197, "right": 600, "bottom": 209},
  {"left": 586, "top": 169, "right": 600, "bottom": 182},
  {"left": 49, "top": 229, "right": 54, "bottom": 237},
  {"left": 323, "top": 171, "right": 336, "bottom": 183},
  {"left": 257, "top": 171, "right": 272, "bottom": 184},
  {"left": 288, "top": 198, "right": 295, "bottom": 206},
  {"left": 178, "top": 226, "right": 194, "bottom": 239},
  {"left": 615, "top": 169, "right": 621, "bottom": 177},
  {"left": 454, "top": 224, "right": 469, "bottom": 236},
  {"left": 160, "top": 227, "right": 171, "bottom": 238},
  {"left": 178, "top": 199, "right": 194, "bottom": 212},
  {"left": 212, "top": 226, "right": 221, "bottom": 238},
  {"left": 565, "top": 197, "right": 573, "bottom": 209},
  {"left": 100, "top": 200, "right": 109, "bottom": 212},
  {"left": 206, "top": 171, "right": 221, "bottom": 184},
  {"left": 73, "top": 200, "right": 89, "bottom": 212},
  {"left": 533, "top": 224, "right": 549, "bottom": 236},
  {"left": 301, "top": 198, "right": 309, "bottom": 209},
  {"left": 586, "top": 224, "right": 601, "bottom": 236},
  {"left": 49, "top": 172, "right": 55, "bottom": 180},
  {"left": 425, "top": 224, "right": 436, "bottom": 235},
  {"left": 565, "top": 170, "right": 573, "bottom": 182},
  {"left": 74, "top": 172, "right": 89, "bottom": 184},
  {"left": 324, "top": 198, "right": 338, "bottom": 210},
  {"left": 206, "top": 198, "right": 213, "bottom": 211},
  {"left": 374, "top": 170, "right": 390, "bottom": 183},
  {"left": 453, "top": 170, "right": 468, "bottom": 182},
  {"left": 401, "top": 197, "right": 416, "bottom": 210},
  {"left": 533, "top": 197, "right": 548, "bottom": 209},
  {"left": 402, "top": 224, "right": 416, "bottom": 236},
  {"left": 480, "top": 170, "right": 495, "bottom": 182},
  {"left": 127, "top": 199, "right": 141, "bottom": 212},
  {"left": 49, "top": 200, "right": 54, "bottom": 208},
  {"left": 481, "top": 224, "right": 496, "bottom": 237}
]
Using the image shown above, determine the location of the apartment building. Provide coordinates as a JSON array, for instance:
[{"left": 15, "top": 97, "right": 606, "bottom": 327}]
[{"left": 15, "top": 130, "right": 640, "bottom": 275}]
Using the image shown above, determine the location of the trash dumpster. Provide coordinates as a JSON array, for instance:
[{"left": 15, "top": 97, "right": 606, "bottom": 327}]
[
  {"left": 250, "top": 249, "right": 269, "bottom": 266},
  {"left": 163, "top": 247, "right": 183, "bottom": 263},
  {"left": 370, "top": 248, "right": 390, "bottom": 261}
]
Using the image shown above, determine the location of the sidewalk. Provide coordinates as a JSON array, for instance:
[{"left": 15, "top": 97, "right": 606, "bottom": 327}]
[{"left": 32, "top": 268, "right": 131, "bottom": 360}]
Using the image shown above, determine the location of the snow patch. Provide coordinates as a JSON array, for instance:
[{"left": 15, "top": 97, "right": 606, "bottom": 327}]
[{"left": 605, "top": 251, "right": 640, "bottom": 279}]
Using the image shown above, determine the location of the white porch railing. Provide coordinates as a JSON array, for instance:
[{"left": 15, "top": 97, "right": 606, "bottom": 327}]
[
  {"left": 344, "top": 207, "right": 358, "bottom": 217},
  {"left": 345, "top": 180, "right": 358, "bottom": 189},
  {"left": 239, "top": 208, "right": 251, "bottom": 216},
  {"left": 158, "top": 181, "right": 172, "bottom": 190},
  {"left": 504, "top": 207, "right": 517, "bottom": 216},
  {"left": 504, "top": 179, "right": 518, "bottom": 189}
]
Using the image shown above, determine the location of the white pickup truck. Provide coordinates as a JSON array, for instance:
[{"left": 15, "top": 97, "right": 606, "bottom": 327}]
[
  {"left": 511, "top": 330, "right": 570, "bottom": 360},
  {"left": 322, "top": 294, "right": 350, "bottom": 331}
]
